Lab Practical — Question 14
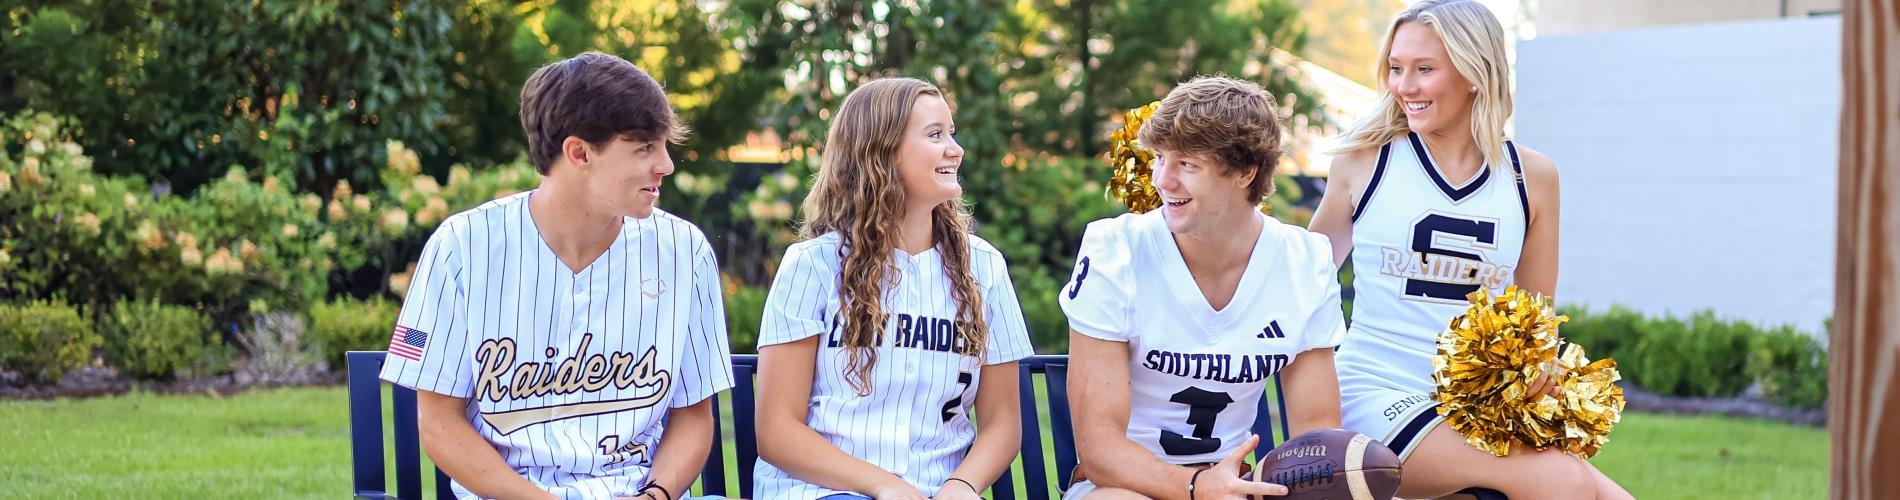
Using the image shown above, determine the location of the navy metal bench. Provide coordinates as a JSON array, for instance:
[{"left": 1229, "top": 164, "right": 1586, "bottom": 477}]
[{"left": 347, "top": 351, "right": 1499, "bottom": 499}]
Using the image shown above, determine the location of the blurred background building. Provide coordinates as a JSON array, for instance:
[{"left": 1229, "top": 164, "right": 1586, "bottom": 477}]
[{"left": 1520, "top": 0, "right": 1841, "bottom": 331}]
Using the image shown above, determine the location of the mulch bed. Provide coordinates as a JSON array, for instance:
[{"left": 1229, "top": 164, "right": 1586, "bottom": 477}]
[
  {"left": 0, "top": 365, "right": 344, "bottom": 400},
  {"left": 1622, "top": 383, "right": 1826, "bottom": 427}
]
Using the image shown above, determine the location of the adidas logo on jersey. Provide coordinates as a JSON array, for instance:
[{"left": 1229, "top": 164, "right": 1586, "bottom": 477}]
[
  {"left": 471, "top": 334, "right": 673, "bottom": 434},
  {"left": 1256, "top": 320, "right": 1287, "bottom": 339}
]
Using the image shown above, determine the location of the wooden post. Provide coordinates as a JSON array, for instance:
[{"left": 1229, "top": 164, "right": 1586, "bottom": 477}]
[{"left": 1834, "top": 1, "right": 1900, "bottom": 498}]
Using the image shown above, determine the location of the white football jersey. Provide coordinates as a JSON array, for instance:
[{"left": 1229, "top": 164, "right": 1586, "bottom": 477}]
[
  {"left": 752, "top": 232, "right": 1036, "bottom": 499},
  {"left": 379, "top": 192, "right": 735, "bottom": 500},
  {"left": 1060, "top": 210, "right": 1347, "bottom": 464},
  {"left": 1346, "top": 133, "right": 1529, "bottom": 352}
]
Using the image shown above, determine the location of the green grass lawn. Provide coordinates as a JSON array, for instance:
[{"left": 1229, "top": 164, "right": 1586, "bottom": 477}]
[
  {"left": 1589, "top": 412, "right": 1829, "bottom": 499},
  {"left": 0, "top": 387, "right": 1826, "bottom": 499}
]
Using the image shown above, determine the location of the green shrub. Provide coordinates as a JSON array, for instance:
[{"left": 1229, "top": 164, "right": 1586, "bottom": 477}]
[
  {"left": 1748, "top": 326, "right": 1828, "bottom": 409},
  {"left": 724, "top": 281, "right": 767, "bottom": 354},
  {"left": 1013, "top": 267, "right": 1069, "bottom": 354},
  {"left": 1564, "top": 306, "right": 1832, "bottom": 408},
  {"left": 98, "top": 300, "right": 213, "bottom": 380},
  {"left": 1339, "top": 262, "right": 1355, "bottom": 320},
  {"left": 307, "top": 298, "right": 399, "bottom": 367},
  {"left": 0, "top": 300, "right": 101, "bottom": 383},
  {"left": 1625, "top": 310, "right": 1754, "bottom": 398},
  {"left": 1558, "top": 304, "right": 1645, "bottom": 365}
]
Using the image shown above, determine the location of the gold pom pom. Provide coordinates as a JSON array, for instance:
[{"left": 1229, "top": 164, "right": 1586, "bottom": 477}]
[
  {"left": 1431, "top": 286, "right": 1626, "bottom": 458},
  {"left": 1106, "top": 102, "right": 1161, "bottom": 213}
]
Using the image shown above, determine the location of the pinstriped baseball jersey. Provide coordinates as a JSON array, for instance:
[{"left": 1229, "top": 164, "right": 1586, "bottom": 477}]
[
  {"left": 379, "top": 192, "right": 735, "bottom": 500},
  {"left": 751, "top": 232, "right": 1035, "bottom": 499},
  {"left": 1060, "top": 210, "right": 1347, "bottom": 465}
]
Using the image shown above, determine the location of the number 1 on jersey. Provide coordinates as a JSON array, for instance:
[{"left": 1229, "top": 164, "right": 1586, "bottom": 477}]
[
  {"left": 597, "top": 435, "right": 650, "bottom": 467},
  {"left": 1158, "top": 387, "right": 1235, "bottom": 456}
]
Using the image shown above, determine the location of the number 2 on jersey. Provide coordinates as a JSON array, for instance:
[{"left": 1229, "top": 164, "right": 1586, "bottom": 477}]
[
  {"left": 1158, "top": 387, "right": 1235, "bottom": 456},
  {"left": 941, "top": 370, "right": 974, "bottom": 422}
]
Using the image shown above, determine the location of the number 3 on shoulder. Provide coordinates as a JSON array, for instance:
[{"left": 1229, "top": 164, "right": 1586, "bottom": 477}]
[{"left": 1067, "top": 256, "right": 1092, "bottom": 299}]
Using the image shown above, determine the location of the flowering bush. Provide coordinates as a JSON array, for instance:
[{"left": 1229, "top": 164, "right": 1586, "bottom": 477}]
[{"left": 0, "top": 111, "right": 539, "bottom": 382}]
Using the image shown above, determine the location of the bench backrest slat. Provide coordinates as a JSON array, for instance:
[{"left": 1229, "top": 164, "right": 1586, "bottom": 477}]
[{"left": 346, "top": 351, "right": 1295, "bottom": 499}]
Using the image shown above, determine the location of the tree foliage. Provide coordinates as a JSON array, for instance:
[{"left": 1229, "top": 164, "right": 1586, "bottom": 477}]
[
  {"left": 2, "top": 0, "right": 454, "bottom": 193},
  {"left": 1, "top": 0, "right": 1330, "bottom": 356}
]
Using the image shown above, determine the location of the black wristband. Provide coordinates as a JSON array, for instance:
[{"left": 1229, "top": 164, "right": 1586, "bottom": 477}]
[
  {"left": 947, "top": 477, "right": 979, "bottom": 494},
  {"left": 641, "top": 482, "right": 674, "bottom": 500},
  {"left": 1189, "top": 468, "right": 1207, "bottom": 500}
]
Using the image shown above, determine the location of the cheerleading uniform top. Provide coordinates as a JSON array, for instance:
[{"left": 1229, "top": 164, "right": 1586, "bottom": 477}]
[{"left": 1334, "top": 133, "right": 1530, "bottom": 459}]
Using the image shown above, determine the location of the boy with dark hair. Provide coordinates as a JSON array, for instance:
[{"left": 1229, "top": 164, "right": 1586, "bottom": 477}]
[{"left": 381, "top": 51, "right": 733, "bottom": 500}]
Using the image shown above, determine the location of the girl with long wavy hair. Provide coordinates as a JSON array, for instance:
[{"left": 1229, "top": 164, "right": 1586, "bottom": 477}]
[
  {"left": 1308, "top": 1, "right": 1631, "bottom": 497},
  {"left": 752, "top": 77, "right": 1034, "bottom": 500}
]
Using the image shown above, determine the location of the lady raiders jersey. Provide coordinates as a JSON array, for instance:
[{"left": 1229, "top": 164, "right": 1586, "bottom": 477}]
[
  {"left": 1060, "top": 210, "right": 1347, "bottom": 465},
  {"left": 1346, "top": 133, "right": 1530, "bottom": 352},
  {"left": 379, "top": 192, "right": 735, "bottom": 500},
  {"left": 752, "top": 232, "right": 1036, "bottom": 499}
]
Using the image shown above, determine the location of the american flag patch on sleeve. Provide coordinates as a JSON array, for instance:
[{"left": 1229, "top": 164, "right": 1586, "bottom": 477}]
[{"left": 389, "top": 325, "right": 429, "bottom": 361}]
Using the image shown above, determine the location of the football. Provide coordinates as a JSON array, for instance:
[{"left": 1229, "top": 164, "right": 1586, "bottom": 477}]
[{"left": 1250, "top": 429, "right": 1403, "bottom": 500}]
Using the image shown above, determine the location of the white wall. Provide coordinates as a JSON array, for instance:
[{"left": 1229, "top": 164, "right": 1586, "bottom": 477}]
[{"left": 1514, "top": 17, "right": 1841, "bottom": 332}]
